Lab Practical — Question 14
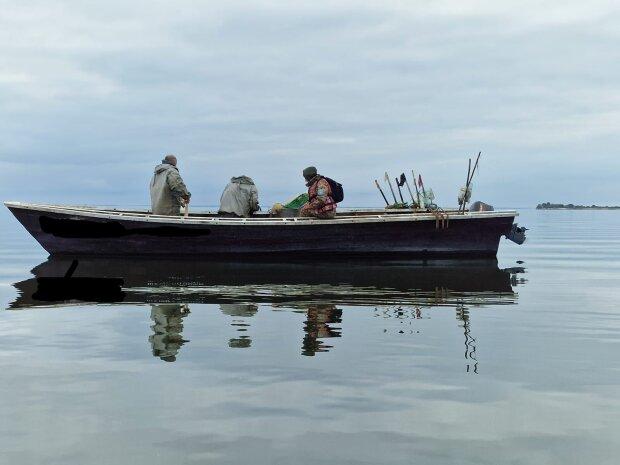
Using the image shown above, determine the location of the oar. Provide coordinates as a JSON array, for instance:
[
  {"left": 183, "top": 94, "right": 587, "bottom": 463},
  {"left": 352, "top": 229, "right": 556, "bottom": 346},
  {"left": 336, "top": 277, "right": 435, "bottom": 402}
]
[
  {"left": 395, "top": 177, "right": 405, "bottom": 203},
  {"left": 401, "top": 173, "right": 416, "bottom": 207},
  {"left": 384, "top": 172, "right": 398, "bottom": 204},
  {"left": 374, "top": 180, "right": 389, "bottom": 206}
]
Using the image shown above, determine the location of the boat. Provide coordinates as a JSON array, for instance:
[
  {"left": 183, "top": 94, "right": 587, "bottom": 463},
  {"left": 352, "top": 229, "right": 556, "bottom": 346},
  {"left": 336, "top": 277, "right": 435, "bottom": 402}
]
[{"left": 4, "top": 201, "right": 526, "bottom": 258}]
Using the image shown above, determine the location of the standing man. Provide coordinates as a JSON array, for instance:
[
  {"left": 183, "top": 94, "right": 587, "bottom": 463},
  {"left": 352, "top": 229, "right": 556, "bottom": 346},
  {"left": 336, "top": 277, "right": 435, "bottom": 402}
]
[
  {"left": 299, "top": 166, "right": 337, "bottom": 219},
  {"left": 218, "top": 175, "right": 260, "bottom": 218},
  {"left": 150, "top": 154, "right": 191, "bottom": 216}
]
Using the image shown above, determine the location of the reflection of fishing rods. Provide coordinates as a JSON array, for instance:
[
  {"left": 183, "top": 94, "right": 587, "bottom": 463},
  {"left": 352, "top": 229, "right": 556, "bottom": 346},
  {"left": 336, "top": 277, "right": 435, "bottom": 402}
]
[
  {"left": 374, "top": 180, "right": 389, "bottom": 206},
  {"left": 456, "top": 304, "right": 478, "bottom": 374},
  {"left": 384, "top": 172, "right": 398, "bottom": 204}
]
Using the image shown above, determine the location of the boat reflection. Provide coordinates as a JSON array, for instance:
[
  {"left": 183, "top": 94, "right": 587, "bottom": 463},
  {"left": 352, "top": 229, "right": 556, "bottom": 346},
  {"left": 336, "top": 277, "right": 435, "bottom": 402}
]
[{"left": 9, "top": 257, "right": 525, "bottom": 363}]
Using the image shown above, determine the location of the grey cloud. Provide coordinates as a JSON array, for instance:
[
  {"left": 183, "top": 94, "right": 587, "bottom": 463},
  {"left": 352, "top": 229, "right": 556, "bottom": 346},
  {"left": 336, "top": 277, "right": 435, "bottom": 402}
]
[{"left": 1, "top": 1, "right": 619, "bottom": 207}]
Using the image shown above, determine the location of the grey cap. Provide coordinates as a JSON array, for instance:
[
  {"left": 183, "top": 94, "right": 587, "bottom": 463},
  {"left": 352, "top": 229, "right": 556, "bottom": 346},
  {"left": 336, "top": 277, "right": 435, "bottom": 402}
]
[
  {"left": 162, "top": 154, "right": 177, "bottom": 166},
  {"left": 303, "top": 166, "right": 317, "bottom": 179}
]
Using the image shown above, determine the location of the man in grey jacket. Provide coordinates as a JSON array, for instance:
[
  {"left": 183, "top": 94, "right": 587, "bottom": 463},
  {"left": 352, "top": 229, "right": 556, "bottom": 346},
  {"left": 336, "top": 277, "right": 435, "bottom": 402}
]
[
  {"left": 150, "top": 155, "right": 191, "bottom": 216},
  {"left": 218, "top": 176, "right": 260, "bottom": 218}
]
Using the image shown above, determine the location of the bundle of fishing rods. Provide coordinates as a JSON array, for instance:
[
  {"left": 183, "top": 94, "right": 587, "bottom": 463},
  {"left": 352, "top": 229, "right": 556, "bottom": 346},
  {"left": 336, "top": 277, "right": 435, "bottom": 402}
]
[
  {"left": 374, "top": 170, "right": 433, "bottom": 210},
  {"left": 374, "top": 152, "right": 482, "bottom": 213}
]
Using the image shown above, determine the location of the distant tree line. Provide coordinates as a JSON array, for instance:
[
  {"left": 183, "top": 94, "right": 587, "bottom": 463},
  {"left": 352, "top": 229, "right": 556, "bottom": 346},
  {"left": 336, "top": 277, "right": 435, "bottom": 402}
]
[{"left": 537, "top": 202, "right": 620, "bottom": 210}]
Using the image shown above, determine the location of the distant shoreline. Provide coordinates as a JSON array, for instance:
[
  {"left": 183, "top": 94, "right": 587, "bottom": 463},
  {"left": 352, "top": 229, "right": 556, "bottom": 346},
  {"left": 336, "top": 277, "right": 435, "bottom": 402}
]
[{"left": 537, "top": 202, "right": 620, "bottom": 210}]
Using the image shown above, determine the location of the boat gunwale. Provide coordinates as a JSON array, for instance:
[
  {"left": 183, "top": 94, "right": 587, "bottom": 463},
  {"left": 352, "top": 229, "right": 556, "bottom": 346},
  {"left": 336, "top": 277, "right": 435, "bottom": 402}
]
[{"left": 4, "top": 201, "right": 518, "bottom": 226}]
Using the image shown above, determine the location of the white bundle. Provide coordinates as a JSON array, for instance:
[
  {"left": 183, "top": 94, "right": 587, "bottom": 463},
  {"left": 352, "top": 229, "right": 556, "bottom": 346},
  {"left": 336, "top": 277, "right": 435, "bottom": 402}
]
[{"left": 458, "top": 186, "right": 472, "bottom": 205}]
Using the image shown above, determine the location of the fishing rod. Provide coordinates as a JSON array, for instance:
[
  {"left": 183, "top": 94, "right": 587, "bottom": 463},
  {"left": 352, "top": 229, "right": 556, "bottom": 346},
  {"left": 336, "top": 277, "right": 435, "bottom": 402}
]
[
  {"left": 418, "top": 174, "right": 427, "bottom": 205},
  {"left": 469, "top": 152, "right": 481, "bottom": 182},
  {"left": 411, "top": 170, "right": 421, "bottom": 207},
  {"left": 401, "top": 173, "right": 417, "bottom": 207},
  {"left": 462, "top": 152, "right": 482, "bottom": 213},
  {"left": 384, "top": 172, "right": 398, "bottom": 204},
  {"left": 460, "top": 158, "right": 472, "bottom": 214},
  {"left": 374, "top": 179, "right": 389, "bottom": 206}
]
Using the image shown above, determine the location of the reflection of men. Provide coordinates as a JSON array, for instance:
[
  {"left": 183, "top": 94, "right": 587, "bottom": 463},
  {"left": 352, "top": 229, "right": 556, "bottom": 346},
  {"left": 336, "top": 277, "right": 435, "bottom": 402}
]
[
  {"left": 302, "top": 304, "right": 342, "bottom": 356},
  {"left": 149, "top": 304, "right": 190, "bottom": 362},
  {"left": 220, "top": 303, "right": 258, "bottom": 348}
]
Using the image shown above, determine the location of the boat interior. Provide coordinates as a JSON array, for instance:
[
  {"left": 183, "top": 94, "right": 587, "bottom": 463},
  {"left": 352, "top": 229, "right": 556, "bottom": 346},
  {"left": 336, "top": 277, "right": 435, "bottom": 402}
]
[{"left": 112, "top": 207, "right": 464, "bottom": 219}]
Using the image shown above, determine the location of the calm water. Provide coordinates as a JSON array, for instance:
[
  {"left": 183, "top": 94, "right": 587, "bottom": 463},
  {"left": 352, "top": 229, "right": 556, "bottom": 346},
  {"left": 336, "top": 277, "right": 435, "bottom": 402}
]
[{"left": 1, "top": 208, "right": 619, "bottom": 465}]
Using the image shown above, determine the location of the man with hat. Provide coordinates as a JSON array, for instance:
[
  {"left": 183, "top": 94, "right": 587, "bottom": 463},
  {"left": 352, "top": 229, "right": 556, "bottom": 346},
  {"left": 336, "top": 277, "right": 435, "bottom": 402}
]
[
  {"left": 299, "top": 166, "right": 337, "bottom": 219},
  {"left": 150, "top": 154, "right": 191, "bottom": 216}
]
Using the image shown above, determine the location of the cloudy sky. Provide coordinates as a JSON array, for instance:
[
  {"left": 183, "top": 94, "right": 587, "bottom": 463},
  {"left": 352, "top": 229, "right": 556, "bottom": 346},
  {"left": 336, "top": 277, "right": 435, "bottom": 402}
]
[{"left": 1, "top": 0, "right": 618, "bottom": 208}]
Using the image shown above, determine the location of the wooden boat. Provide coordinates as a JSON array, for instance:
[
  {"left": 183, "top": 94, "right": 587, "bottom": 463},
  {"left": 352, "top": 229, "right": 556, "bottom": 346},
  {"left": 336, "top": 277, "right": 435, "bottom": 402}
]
[{"left": 4, "top": 201, "right": 525, "bottom": 258}]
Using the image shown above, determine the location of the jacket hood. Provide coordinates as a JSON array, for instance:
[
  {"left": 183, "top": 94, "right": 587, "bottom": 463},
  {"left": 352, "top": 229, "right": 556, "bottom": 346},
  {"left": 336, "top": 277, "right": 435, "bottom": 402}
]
[
  {"left": 154, "top": 163, "right": 177, "bottom": 174},
  {"left": 230, "top": 175, "right": 255, "bottom": 185}
]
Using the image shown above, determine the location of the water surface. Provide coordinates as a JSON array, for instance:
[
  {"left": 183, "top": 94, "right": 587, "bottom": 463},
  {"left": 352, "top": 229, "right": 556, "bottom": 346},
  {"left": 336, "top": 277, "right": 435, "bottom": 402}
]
[{"left": 1, "top": 209, "right": 619, "bottom": 465}]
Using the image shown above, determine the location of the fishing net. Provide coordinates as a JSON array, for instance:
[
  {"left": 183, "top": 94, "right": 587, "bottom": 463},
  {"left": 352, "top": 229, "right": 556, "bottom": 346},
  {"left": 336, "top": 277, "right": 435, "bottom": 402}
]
[{"left": 283, "top": 193, "right": 309, "bottom": 209}]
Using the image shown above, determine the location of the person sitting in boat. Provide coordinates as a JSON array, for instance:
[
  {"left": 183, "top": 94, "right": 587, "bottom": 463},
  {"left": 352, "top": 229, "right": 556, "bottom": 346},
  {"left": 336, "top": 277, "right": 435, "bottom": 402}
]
[
  {"left": 150, "top": 154, "right": 191, "bottom": 216},
  {"left": 218, "top": 176, "right": 260, "bottom": 218},
  {"left": 299, "top": 166, "right": 337, "bottom": 219}
]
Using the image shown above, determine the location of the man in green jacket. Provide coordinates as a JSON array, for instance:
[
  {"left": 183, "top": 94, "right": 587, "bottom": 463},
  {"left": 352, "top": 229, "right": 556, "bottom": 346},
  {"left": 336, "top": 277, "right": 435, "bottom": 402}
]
[{"left": 150, "top": 154, "right": 191, "bottom": 216}]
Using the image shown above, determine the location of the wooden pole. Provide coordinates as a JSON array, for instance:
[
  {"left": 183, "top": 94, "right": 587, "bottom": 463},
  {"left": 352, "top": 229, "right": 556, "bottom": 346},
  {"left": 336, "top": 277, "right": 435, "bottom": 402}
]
[
  {"left": 395, "top": 177, "right": 405, "bottom": 203},
  {"left": 384, "top": 172, "right": 398, "bottom": 204},
  {"left": 461, "top": 158, "right": 471, "bottom": 214},
  {"left": 462, "top": 152, "right": 481, "bottom": 214},
  {"left": 411, "top": 170, "right": 421, "bottom": 206},
  {"left": 374, "top": 180, "right": 389, "bottom": 206},
  {"left": 402, "top": 174, "right": 417, "bottom": 207},
  {"left": 469, "top": 152, "right": 481, "bottom": 184}
]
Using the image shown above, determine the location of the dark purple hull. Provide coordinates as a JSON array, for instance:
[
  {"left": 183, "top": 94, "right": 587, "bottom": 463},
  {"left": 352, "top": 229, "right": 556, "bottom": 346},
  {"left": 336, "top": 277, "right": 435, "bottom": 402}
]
[{"left": 7, "top": 204, "right": 516, "bottom": 258}]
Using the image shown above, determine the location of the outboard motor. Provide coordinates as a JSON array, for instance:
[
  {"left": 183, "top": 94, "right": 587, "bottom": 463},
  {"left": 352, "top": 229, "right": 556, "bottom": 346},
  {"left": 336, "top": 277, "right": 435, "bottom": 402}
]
[{"left": 506, "top": 223, "right": 527, "bottom": 245}]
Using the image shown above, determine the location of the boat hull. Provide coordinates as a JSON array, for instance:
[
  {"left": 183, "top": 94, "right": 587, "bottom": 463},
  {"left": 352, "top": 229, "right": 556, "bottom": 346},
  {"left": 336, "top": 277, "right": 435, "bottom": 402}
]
[{"left": 6, "top": 203, "right": 516, "bottom": 258}]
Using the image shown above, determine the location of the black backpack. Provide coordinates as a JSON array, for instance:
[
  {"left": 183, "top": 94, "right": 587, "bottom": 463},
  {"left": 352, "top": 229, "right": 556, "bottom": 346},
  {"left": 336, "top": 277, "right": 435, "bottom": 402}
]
[{"left": 323, "top": 177, "right": 344, "bottom": 203}]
